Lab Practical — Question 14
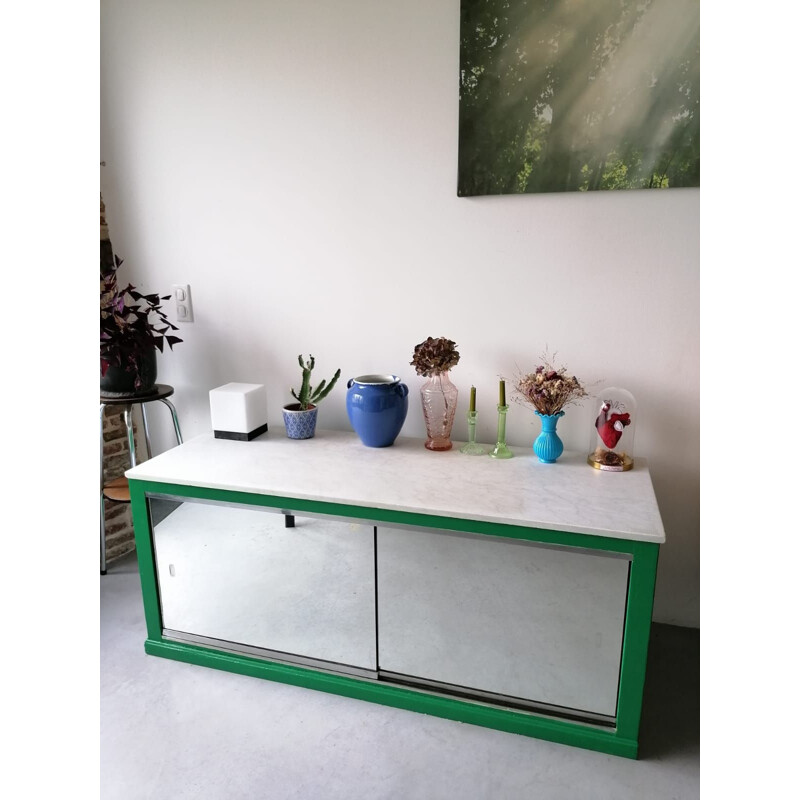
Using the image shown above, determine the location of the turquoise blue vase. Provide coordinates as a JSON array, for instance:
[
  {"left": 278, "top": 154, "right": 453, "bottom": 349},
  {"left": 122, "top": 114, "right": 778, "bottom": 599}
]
[{"left": 533, "top": 411, "right": 565, "bottom": 463}]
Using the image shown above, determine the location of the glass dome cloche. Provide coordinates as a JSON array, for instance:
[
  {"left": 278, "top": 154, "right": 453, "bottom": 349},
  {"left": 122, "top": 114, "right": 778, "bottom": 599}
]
[{"left": 587, "top": 388, "right": 637, "bottom": 472}]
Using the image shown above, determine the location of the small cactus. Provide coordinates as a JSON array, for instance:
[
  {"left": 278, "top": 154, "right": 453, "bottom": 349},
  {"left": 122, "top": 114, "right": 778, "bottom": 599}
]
[{"left": 291, "top": 355, "right": 341, "bottom": 410}]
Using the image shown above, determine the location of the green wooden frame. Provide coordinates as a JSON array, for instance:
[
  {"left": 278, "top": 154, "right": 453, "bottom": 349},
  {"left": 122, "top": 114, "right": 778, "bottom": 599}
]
[{"left": 129, "top": 478, "right": 659, "bottom": 758}]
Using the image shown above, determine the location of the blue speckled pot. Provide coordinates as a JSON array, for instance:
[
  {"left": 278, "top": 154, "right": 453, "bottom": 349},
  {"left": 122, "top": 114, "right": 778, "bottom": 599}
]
[
  {"left": 282, "top": 404, "right": 318, "bottom": 439},
  {"left": 533, "top": 411, "right": 565, "bottom": 463},
  {"left": 346, "top": 374, "right": 409, "bottom": 447}
]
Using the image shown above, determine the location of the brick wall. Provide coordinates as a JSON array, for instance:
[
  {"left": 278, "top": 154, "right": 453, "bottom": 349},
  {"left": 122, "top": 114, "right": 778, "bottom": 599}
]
[
  {"left": 102, "top": 406, "right": 138, "bottom": 561},
  {"left": 101, "top": 194, "right": 138, "bottom": 563}
]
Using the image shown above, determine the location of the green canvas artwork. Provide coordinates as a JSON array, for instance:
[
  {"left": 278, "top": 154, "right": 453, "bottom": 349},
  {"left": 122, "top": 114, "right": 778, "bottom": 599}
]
[{"left": 457, "top": 0, "right": 700, "bottom": 196}]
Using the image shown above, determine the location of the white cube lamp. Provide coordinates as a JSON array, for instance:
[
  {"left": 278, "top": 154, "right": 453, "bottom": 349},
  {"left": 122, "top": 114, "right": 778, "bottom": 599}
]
[{"left": 209, "top": 383, "right": 269, "bottom": 441}]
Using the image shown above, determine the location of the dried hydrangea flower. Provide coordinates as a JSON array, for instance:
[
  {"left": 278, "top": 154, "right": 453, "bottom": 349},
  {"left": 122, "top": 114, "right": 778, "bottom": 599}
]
[{"left": 410, "top": 336, "right": 461, "bottom": 377}]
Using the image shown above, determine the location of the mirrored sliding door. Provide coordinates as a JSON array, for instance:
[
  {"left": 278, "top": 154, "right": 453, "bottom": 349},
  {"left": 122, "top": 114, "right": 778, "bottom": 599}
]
[
  {"left": 377, "top": 526, "right": 630, "bottom": 719},
  {"left": 149, "top": 497, "right": 377, "bottom": 674}
]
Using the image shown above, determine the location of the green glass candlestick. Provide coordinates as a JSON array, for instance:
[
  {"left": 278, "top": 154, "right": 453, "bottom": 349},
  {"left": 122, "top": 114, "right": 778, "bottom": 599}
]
[
  {"left": 460, "top": 410, "right": 486, "bottom": 455},
  {"left": 490, "top": 404, "right": 513, "bottom": 459}
]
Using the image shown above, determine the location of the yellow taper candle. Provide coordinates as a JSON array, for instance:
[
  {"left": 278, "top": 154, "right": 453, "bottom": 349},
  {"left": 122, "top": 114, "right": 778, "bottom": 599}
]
[
  {"left": 469, "top": 386, "right": 476, "bottom": 413},
  {"left": 499, "top": 379, "right": 506, "bottom": 406}
]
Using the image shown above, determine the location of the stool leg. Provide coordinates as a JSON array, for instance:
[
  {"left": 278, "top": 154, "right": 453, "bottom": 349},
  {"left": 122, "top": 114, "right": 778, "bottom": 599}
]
[
  {"left": 141, "top": 405, "right": 153, "bottom": 460},
  {"left": 100, "top": 404, "right": 107, "bottom": 575},
  {"left": 124, "top": 405, "right": 137, "bottom": 468},
  {"left": 160, "top": 398, "right": 183, "bottom": 444}
]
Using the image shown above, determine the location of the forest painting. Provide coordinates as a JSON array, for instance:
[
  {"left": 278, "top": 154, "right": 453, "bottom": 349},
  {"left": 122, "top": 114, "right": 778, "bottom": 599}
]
[{"left": 457, "top": 0, "right": 700, "bottom": 196}]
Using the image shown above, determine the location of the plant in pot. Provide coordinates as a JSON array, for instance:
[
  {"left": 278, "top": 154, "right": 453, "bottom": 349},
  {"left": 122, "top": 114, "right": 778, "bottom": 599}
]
[
  {"left": 282, "top": 355, "right": 341, "bottom": 439},
  {"left": 100, "top": 255, "right": 182, "bottom": 397}
]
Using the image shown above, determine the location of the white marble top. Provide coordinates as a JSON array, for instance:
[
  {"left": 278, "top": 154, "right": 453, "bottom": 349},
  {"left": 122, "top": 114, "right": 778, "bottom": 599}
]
[{"left": 126, "top": 430, "right": 665, "bottom": 544}]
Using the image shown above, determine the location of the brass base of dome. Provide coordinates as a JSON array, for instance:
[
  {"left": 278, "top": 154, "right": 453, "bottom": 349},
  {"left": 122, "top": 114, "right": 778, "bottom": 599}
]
[{"left": 588, "top": 452, "right": 633, "bottom": 472}]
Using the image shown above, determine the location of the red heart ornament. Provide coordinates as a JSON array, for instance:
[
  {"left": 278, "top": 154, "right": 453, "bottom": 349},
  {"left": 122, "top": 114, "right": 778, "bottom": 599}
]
[{"left": 596, "top": 412, "right": 631, "bottom": 449}]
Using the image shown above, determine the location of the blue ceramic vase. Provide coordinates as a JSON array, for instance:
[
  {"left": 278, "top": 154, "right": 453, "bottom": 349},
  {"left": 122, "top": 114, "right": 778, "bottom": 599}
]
[
  {"left": 533, "top": 411, "right": 565, "bottom": 463},
  {"left": 346, "top": 374, "right": 409, "bottom": 447}
]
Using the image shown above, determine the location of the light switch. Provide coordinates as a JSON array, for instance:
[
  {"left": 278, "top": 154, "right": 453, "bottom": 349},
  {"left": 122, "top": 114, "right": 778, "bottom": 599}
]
[{"left": 172, "top": 284, "right": 193, "bottom": 323}]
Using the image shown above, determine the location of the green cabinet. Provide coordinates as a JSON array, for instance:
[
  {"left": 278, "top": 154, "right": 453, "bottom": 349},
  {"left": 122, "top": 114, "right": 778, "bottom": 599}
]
[{"left": 127, "top": 432, "right": 662, "bottom": 758}]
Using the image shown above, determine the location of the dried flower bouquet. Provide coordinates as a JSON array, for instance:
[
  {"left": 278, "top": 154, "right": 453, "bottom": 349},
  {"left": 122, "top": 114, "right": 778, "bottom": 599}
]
[{"left": 515, "top": 355, "right": 587, "bottom": 416}]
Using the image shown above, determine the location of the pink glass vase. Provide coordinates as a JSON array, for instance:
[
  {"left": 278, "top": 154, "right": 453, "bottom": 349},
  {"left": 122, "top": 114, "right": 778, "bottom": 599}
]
[{"left": 420, "top": 372, "right": 458, "bottom": 451}]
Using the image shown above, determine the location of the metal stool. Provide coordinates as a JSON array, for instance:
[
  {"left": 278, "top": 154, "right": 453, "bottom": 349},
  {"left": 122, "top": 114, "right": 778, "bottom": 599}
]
[{"left": 100, "top": 383, "right": 182, "bottom": 574}]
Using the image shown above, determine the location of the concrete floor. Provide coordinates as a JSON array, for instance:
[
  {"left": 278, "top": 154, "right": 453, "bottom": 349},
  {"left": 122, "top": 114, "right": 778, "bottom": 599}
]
[{"left": 101, "top": 550, "right": 699, "bottom": 799}]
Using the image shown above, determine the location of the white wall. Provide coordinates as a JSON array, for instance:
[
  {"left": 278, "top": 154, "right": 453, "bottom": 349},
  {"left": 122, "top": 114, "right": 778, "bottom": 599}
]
[{"left": 100, "top": 0, "right": 699, "bottom": 627}]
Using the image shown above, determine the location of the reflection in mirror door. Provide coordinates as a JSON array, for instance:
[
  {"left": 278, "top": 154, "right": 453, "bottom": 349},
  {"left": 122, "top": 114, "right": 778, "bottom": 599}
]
[
  {"left": 377, "top": 526, "right": 630, "bottom": 720},
  {"left": 148, "top": 497, "right": 377, "bottom": 674}
]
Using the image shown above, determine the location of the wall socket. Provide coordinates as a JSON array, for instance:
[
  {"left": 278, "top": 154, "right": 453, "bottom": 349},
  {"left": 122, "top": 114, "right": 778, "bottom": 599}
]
[{"left": 173, "top": 284, "right": 194, "bottom": 323}]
